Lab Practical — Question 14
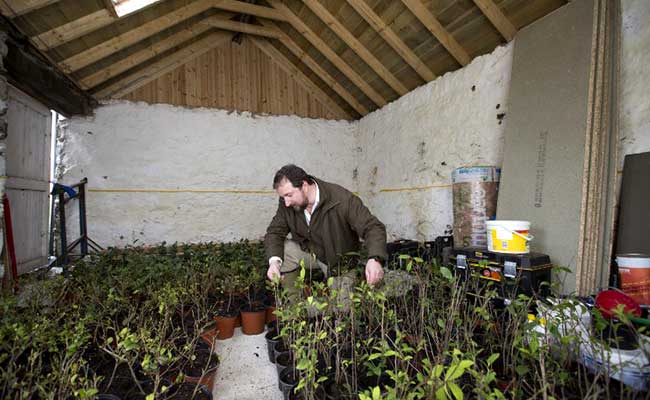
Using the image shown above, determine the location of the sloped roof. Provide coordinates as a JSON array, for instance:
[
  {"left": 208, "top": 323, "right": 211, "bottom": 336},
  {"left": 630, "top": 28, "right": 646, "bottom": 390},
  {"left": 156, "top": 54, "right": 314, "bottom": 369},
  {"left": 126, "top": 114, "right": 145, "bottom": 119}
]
[{"left": 1, "top": 0, "right": 566, "bottom": 120}]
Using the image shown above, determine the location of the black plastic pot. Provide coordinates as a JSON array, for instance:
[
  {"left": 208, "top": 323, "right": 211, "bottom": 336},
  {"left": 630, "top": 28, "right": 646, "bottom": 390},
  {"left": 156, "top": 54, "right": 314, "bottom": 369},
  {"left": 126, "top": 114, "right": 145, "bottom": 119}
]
[
  {"left": 324, "top": 377, "right": 342, "bottom": 400},
  {"left": 274, "top": 340, "right": 288, "bottom": 364},
  {"left": 279, "top": 367, "right": 299, "bottom": 400},
  {"left": 275, "top": 351, "right": 292, "bottom": 381},
  {"left": 267, "top": 320, "right": 278, "bottom": 331},
  {"left": 163, "top": 382, "right": 213, "bottom": 400},
  {"left": 97, "top": 395, "right": 121, "bottom": 400},
  {"left": 265, "top": 329, "right": 280, "bottom": 363}
]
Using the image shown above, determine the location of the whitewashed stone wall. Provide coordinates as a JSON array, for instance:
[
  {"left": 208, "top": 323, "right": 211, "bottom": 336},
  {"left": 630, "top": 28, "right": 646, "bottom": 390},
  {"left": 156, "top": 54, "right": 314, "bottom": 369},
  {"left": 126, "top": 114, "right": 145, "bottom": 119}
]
[
  {"left": 59, "top": 0, "right": 649, "bottom": 246},
  {"left": 620, "top": 0, "right": 650, "bottom": 162},
  {"left": 58, "top": 102, "right": 356, "bottom": 247},
  {"left": 356, "top": 44, "right": 513, "bottom": 241}
]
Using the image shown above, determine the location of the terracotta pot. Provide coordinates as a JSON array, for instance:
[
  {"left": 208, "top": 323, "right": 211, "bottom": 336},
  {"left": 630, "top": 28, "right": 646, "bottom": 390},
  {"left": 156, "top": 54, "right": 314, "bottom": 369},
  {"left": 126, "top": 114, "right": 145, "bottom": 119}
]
[
  {"left": 266, "top": 305, "right": 277, "bottom": 323},
  {"left": 241, "top": 309, "right": 266, "bottom": 335},
  {"left": 213, "top": 314, "right": 237, "bottom": 340}
]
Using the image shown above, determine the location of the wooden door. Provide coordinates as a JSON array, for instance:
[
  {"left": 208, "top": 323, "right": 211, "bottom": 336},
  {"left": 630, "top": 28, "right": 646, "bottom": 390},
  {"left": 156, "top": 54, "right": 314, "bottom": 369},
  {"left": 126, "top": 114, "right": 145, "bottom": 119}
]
[{"left": 5, "top": 85, "right": 51, "bottom": 274}]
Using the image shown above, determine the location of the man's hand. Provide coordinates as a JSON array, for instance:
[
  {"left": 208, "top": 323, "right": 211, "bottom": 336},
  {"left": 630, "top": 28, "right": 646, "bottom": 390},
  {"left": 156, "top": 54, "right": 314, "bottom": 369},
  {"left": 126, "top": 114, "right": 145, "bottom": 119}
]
[
  {"left": 365, "top": 258, "right": 384, "bottom": 285},
  {"left": 267, "top": 260, "right": 282, "bottom": 282}
]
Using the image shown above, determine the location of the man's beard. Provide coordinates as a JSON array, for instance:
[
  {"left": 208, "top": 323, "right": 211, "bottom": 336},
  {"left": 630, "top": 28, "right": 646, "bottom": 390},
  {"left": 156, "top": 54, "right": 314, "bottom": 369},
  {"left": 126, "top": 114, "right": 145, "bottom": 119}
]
[
  {"left": 292, "top": 201, "right": 307, "bottom": 212},
  {"left": 292, "top": 191, "right": 309, "bottom": 211}
]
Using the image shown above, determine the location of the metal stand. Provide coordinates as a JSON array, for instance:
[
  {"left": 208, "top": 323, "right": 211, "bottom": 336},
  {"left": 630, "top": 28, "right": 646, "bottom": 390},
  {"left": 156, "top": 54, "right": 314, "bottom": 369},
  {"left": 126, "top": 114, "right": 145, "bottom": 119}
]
[{"left": 50, "top": 178, "right": 102, "bottom": 273}]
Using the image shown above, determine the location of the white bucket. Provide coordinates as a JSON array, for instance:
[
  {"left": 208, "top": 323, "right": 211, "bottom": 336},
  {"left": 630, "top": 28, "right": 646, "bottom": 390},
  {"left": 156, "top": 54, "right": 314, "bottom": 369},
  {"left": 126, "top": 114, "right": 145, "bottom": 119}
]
[
  {"left": 486, "top": 220, "right": 533, "bottom": 254},
  {"left": 616, "top": 254, "right": 650, "bottom": 306}
]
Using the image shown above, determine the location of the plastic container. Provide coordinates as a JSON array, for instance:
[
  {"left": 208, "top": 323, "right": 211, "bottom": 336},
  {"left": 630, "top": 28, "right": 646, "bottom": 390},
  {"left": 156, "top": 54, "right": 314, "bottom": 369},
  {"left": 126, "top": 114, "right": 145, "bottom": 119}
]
[
  {"left": 486, "top": 220, "right": 532, "bottom": 254},
  {"left": 617, "top": 254, "right": 650, "bottom": 306},
  {"left": 452, "top": 166, "right": 500, "bottom": 247},
  {"left": 580, "top": 339, "right": 650, "bottom": 392}
]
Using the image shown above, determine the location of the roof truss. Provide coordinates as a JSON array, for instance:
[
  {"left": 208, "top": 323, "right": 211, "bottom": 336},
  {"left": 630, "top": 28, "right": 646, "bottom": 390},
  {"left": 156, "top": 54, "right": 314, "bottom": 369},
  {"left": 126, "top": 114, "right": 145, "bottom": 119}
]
[{"left": 3, "top": 0, "right": 561, "bottom": 119}]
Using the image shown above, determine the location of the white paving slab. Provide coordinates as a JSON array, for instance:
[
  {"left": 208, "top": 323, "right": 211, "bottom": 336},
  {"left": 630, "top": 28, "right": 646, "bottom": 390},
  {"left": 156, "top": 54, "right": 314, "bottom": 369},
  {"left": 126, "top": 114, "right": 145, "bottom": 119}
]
[{"left": 213, "top": 327, "right": 283, "bottom": 400}]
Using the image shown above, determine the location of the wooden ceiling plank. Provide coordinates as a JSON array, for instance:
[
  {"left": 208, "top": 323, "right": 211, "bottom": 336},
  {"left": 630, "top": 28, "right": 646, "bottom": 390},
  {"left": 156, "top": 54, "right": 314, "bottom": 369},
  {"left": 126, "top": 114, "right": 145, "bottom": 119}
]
[
  {"left": 401, "top": 0, "right": 471, "bottom": 66},
  {"left": 346, "top": 0, "right": 435, "bottom": 82},
  {"left": 472, "top": 0, "right": 516, "bottom": 41},
  {"left": 80, "top": 23, "right": 215, "bottom": 89},
  {"left": 250, "top": 37, "right": 352, "bottom": 120},
  {"left": 94, "top": 30, "right": 232, "bottom": 99},
  {"left": 31, "top": 9, "right": 116, "bottom": 51},
  {"left": 303, "top": 0, "right": 407, "bottom": 96},
  {"left": 267, "top": 0, "right": 386, "bottom": 108},
  {"left": 200, "top": 16, "right": 281, "bottom": 38},
  {"left": 58, "top": 0, "right": 215, "bottom": 74},
  {"left": 260, "top": 20, "right": 367, "bottom": 115},
  {"left": 0, "top": 0, "right": 58, "bottom": 17},
  {"left": 212, "top": 0, "right": 286, "bottom": 21}
]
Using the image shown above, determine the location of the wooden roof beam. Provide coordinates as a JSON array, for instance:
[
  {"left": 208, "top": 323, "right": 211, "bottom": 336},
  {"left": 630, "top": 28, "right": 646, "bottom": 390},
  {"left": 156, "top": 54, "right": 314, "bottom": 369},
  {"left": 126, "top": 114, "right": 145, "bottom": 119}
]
[
  {"left": 58, "top": 0, "right": 216, "bottom": 74},
  {"left": 200, "top": 15, "right": 281, "bottom": 38},
  {"left": 0, "top": 0, "right": 58, "bottom": 17},
  {"left": 401, "top": 0, "right": 471, "bottom": 66},
  {"left": 267, "top": 0, "right": 386, "bottom": 108},
  {"left": 303, "top": 0, "right": 408, "bottom": 96},
  {"left": 79, "top": 22, "right": 218, "bottom": 89},
  {"left": 345, "top": 0, "right": 435, "bottom": 82},
  {"left": 212, "top": 0, "right": 286, "bottom": 21},
  {"left": 31, "top": 9, "right": 117, "bottom": 51},
  {"left": 94, "top": 30, "right": 232, "bottom": 99},
  {"left": 259, "top": 20, "right": 367, "bottom": 116},
  {"left": 250, "top": 37, "right": 352, "bottom": 120},
  {"left": 472, "top": 0, "right": 516, "bottom": 42}
]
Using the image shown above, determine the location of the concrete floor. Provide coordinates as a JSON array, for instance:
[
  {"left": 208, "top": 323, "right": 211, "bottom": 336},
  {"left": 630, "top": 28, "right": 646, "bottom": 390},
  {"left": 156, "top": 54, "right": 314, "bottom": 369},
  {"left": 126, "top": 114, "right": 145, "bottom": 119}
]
[{"left": 213, "top": 327, "right": 283, "bottom": 400}]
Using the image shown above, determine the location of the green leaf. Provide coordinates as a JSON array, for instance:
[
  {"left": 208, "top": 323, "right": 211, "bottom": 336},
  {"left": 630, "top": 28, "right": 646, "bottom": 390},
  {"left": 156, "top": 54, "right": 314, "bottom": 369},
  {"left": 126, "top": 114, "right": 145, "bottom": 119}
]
[
  {"left": 146, "top": 394, "right": 155, "bottom": 400},
  {"left": 448, "top": 382, "right": 463, "bottom": 400},
  {"left": 296, "top": 359, "right": 310, "bottom": 370},
  {"left": 435, "top": 387, "right": 447, "bottom": 400},
  {"left": 515, "top": 365, "right": 530, "bottom": 375},
  {"left": 445, "top": 366, "right": 465, "bottom": 381},
  {"left": 487, "top": 353, "right": 499, "bottom": 366},
  {"left": 372, "top": 386, "right": 381, "bottom": 400},
  {"left": 440, "top": 267, "right": 454, "bottom": 281}
]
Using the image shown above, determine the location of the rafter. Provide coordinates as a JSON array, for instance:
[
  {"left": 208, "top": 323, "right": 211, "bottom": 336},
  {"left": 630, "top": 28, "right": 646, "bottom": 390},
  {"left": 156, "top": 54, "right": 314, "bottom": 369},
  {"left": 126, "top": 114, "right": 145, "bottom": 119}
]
[
  {"left": 250, "top": 37, "right": 352, "bottom": 120},
  {"left": 58, "top": 0, "right": 215, "bottom": 74},
  {"left": 267, "top": 0, "right": 386, "bottom": 108},
  {"left": 401, "top": 0, "right": 470, "bottom": 66},
  {"left": 31, "top": 9, "right": 116, "bottom": 51},
  {"left": 345, "top": 0, "right": 435, "bottom": 82},
  {"left": 79, "top": 23, "right": 218, "bottom": 89},
  {"left": 472, "top": 0, "right": 516, "bottom": 41},
  {"left": 94, "top": 31, "right": 232, "bottom": 99},
  {"left": 200, "top": 16, "right": 281, "bottom": 38},
  {"left": 0, "top": 0, "right": 58, "bottom": 17},
  {"left": 260, "top": 20, "right": 368, "bottom": 116},
  {"left": 303, "top": 0, "right": 407, "bottom": 96},
  {"left": 212, "top": 0, "right": 286, "bottom": 21}
]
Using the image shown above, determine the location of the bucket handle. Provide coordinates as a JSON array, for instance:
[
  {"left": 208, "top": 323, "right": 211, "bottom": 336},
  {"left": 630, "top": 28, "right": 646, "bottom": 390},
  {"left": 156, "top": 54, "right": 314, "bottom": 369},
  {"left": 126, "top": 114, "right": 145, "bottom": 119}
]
[{"left": 497, "top": 225, "right": 534, "bottom": 241}]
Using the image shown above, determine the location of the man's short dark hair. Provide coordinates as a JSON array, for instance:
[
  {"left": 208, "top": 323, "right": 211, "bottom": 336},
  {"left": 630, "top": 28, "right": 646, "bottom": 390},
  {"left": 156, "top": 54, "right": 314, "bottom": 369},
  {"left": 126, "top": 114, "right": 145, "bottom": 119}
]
[{"left": 273, "top": 164, "right": 315, "bottom": 189}]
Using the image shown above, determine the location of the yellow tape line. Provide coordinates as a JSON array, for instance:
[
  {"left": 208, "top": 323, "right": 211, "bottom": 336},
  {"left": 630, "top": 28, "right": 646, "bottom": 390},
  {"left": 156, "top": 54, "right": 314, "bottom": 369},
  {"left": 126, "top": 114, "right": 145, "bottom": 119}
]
[
  {"left": 380, "top": 183, "right": 452, "bottom": 193},
  {"left": 89, "top": 188, "right": 275, "bottom": 194}
]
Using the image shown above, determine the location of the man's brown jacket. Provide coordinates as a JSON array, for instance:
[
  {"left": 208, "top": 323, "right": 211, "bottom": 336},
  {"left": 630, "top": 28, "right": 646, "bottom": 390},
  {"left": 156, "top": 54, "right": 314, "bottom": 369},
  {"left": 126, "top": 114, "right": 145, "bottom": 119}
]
[{"left": 264, "top": 178, "right": 388, "bottom": 268}]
